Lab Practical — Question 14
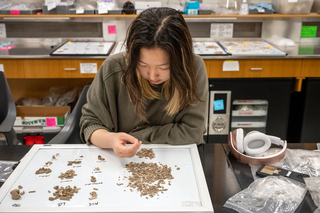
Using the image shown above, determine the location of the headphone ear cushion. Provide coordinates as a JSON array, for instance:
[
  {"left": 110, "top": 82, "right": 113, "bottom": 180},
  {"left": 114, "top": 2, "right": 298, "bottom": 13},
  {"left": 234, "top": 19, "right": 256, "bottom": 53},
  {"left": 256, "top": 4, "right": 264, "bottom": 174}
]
[
  {"left": 236, "top": 128, "right": 244, "bottom": 153},
  {"left": 243, "top": 132, "right": 271, "bottom": 156}
]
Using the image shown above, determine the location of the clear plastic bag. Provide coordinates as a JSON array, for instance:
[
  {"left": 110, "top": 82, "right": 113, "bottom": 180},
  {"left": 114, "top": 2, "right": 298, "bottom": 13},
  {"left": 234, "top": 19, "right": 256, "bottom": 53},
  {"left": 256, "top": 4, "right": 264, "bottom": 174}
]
[
  {"left": 15, "top": 97, "right": 42, "bottom": 106},
  {"left": 0, "top": 161, "right": 19, "bottom": 182},
  {"left": 283, "top": 149, "right": 320, "bottom": 177},
  {"left": 55, "top": 88, "right": 79, "bottom": 106},
  {"left": 304, "top": 177, "right": 320, "bottom": 208},
  {"left": 0, "top": 0, "right": 12, "bottom": 10},
  {"left": 42, "top": 87, "right": 67, "bottom": 106},
  {"left": 224, "top": 176, "right": 307, "bottom": 213},
  {"left": 266, "top": 35, "right": 295, "bottom": 47}
]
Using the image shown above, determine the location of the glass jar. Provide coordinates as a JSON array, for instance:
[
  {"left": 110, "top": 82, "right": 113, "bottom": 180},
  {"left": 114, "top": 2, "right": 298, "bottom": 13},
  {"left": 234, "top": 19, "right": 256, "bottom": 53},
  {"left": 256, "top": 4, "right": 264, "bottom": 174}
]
[{"left": 219, "top": 0, "right": 240, "bottom": 13}]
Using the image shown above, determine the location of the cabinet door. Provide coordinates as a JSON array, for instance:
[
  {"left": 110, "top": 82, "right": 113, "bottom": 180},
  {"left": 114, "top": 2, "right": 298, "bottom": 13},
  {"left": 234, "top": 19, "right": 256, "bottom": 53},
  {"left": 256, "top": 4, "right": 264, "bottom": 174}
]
[
  {"left": 301, "top": 59, "right": 320, "bottom": 77},
  {"left": 0, "top": 59, "right": 25, "bottom": 78},
  {"left": 205, "top": 59, "right": 302, "bottom": 78},
  {"left": 24, "top": 59, "right": 61, "bottom": 78},
  {"left": 59, "top": 59, "right": 104, "bottom": 78}
]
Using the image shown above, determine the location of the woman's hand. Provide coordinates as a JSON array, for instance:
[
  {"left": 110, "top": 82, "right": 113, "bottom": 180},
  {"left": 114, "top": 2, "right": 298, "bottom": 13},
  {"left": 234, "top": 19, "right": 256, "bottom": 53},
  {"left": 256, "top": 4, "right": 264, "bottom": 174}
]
[{"left": 90, "top": 129, "right": 142, "bottom": 158}]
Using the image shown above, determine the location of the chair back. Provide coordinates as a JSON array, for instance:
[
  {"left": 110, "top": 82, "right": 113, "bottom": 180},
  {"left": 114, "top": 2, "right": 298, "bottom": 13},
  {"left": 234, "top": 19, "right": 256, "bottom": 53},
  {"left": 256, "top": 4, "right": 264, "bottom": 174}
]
[{"left": 48, "top": 85, "right": 89, "bottom": 144}]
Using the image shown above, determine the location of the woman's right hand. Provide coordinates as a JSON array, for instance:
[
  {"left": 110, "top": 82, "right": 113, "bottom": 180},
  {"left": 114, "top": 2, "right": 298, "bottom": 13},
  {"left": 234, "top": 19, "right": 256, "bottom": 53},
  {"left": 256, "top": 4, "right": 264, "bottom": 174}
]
[{"left": 90, "top": 129, "right": 142, "bottom": 158}]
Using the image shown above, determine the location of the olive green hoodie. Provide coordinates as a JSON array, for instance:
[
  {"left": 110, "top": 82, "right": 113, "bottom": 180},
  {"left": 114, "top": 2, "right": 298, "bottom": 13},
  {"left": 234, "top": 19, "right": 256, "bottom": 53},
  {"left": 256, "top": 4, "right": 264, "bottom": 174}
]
[{"left": 80, "top": 52, "right": 208, "bottom": 145}]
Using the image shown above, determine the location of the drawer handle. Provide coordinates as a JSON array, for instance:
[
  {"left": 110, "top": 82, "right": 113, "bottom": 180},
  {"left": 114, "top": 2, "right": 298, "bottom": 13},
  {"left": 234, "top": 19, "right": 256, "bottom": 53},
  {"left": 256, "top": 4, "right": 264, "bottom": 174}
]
[
  {"left": 64, "top": 68, "right": 77, "bottom": 71},
  {"left": 250, "top": 68, "right": 263, "bottom": 71}
]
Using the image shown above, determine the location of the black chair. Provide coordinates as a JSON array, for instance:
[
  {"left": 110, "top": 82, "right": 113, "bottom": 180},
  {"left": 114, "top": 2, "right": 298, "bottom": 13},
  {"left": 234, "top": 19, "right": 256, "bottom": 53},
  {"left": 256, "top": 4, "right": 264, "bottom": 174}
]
[
  {"left": 0, "top": 71, "right": 20, "bottom": 146},
  {"left": 48, "top": 85, "right": 90, "bottom": 144}
]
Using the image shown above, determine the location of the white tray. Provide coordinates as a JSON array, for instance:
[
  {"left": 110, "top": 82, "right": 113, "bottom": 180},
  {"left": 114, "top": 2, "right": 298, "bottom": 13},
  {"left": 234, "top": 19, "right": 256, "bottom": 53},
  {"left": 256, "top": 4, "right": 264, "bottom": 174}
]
[
  {"left": 193, "top": 42, "right": 228, "bottom": 56},
  {"left": 219, "top": 41, "right": 286, "bottom": 56},
  {"left": 0, "top": 144, "right": 213, "bottom": 213}
]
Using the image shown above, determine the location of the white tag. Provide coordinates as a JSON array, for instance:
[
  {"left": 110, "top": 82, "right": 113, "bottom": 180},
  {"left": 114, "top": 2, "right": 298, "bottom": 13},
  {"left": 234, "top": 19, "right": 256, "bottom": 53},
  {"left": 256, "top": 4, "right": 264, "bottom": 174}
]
[
  {"left": 0, "top": 64, "right": 4, "bottom": 72},
  {"left": 80, "top": 63, "right": 97, "bottom": 74},
  {"left": 0, "top": 24, "right": 6, "bottom": 38},
  {"left": 98, "top": 8, "right": 108, "bottom": 14},
  {"left": 223, "top": 60, "right": 239, "bottom": 71},
  {"left": 187, "top": 9, "right": 198, "bottom": 15},
  {"left": 288, "top": 0, "right": 298, "bottom": 2},
  {"left": 210, "top": 23, "right": 233, "bottom": 38},
  {"left": 76, "top": 9, "right": 85, "bottom": 14},
  {"left": 258, "top": 9, "right": 265, "bottom": 13}
]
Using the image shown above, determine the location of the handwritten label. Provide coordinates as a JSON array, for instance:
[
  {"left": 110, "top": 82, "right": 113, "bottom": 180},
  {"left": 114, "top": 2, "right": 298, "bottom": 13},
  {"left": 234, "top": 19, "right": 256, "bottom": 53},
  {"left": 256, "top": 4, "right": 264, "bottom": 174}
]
[
  {"left": 80, "top": 63, "right": 97, "bottom": 74},
  {"left": 85, "top": 182, "right": 103, "bottom": 186},
  {"left": 46, "top": 118, "right": 57, "bottom": 127},
  {"left": 39, "top": 174, "right": 51, "bottom": 178},
  {"left": 89, "top": 202, "right": 99, "bottom": 206},
  {"left": 237, "top": 123, "right": 252, "bottom": 126},
  {"left": 0, "top": 24, "right": 6, "bottom": 38},
  {"left": 58, "top": 202, "right": 66, "bottom": 207},
  {"left": 223, "top": 60, "right": 239, "bottom": 71},
  {"left": 92, "top": 171, "right": 102, "bottom": 174},
  {"left": 108, "top": 25, "right": 117, "bottom": 34},
  {"left": 73, "top": 165, "right": 81, "bottom": 168},
  {"left": 60, "top": 180, "right": 72, "bottom": 183},
  {"left": 10, "top": 10, "right": 20, "bottom": 15},
  {"left": 12, "top": 204, "right": 21, "bottom": 207},
  {"left": 238, "top": 111, "right": 254, "bottom": 115}
]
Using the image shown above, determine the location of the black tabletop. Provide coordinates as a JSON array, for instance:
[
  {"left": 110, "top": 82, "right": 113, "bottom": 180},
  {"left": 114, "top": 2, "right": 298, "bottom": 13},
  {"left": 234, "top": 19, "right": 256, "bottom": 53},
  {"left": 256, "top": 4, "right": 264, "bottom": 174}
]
[{"left": 0, "top": 143, "right": 318, "bottom": 213}]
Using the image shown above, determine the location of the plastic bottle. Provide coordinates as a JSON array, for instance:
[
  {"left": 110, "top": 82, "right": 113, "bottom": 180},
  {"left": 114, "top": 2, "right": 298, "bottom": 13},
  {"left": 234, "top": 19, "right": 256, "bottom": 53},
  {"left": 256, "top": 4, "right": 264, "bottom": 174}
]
[{"left": 240, "top": 0, "right": 248, "bottom": 15}]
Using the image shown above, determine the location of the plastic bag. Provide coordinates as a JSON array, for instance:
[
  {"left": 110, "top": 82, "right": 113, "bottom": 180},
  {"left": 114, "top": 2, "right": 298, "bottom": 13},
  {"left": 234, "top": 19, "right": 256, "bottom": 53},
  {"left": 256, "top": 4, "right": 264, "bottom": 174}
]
[
  {"left": 15, "top": 97, "right": 42, "bottom": 106},
  {"left": 55, "top": 88, "right": 79, "bottom": 106},
  {"left": 283, "top": 149, "right": 320, "bottom": 177},
  {"left": 0, "top": 161, "right": 19, "bottom": 182},
  {"left": 42, "top": 87, "right": 67, "bottom": 106},
  {"left": 224, "top": 176, "right": 307, "bottom": 213},
  {"left": 304, "top": 177, "right": 320, "bottom": 208},
  {"left": 0, "top": 0, "right": 12, "bottom": 10},
  {"left": 266, "top": 35, "right": 295, "bottom": 47}
]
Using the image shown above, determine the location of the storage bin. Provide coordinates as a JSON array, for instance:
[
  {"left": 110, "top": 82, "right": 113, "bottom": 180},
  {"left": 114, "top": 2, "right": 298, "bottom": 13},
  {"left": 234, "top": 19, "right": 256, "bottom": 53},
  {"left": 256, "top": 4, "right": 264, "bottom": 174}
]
[{"left": 272, "top": 0, "right": 314, "bottom": 14}]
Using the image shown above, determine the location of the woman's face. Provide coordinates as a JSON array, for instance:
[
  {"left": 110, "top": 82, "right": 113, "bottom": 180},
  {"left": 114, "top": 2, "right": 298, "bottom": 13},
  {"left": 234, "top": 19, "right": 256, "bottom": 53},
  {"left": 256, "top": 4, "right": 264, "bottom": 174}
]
[{"left": 137, "top": 47, "right": 170, "bottom": 85}]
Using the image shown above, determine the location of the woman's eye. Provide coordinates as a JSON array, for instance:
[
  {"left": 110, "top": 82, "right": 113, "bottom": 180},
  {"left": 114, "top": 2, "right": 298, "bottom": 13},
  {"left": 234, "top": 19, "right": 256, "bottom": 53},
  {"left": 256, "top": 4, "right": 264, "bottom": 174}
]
[{"left": 160, "top": 67, "right": 170, "bottom": 70}]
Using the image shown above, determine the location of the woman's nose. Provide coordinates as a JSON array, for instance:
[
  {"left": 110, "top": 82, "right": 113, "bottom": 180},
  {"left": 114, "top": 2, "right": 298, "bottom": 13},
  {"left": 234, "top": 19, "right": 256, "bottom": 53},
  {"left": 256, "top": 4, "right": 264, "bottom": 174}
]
[{"left": 148, "top": 68, "right": 159, "bottom": 80}]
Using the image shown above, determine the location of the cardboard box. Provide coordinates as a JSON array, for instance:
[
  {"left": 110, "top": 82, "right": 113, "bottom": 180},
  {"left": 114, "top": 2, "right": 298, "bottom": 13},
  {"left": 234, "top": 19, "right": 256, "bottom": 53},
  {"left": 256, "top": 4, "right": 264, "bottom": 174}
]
[{"left": 14, "top": 106, "right": 70, "bottom": 127}]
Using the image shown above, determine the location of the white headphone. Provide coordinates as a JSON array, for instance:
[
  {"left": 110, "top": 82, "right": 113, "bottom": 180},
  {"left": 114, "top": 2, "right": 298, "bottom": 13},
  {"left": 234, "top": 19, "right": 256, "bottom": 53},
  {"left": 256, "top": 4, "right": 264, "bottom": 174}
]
[{"left": 228, "top": 128, "right": 287, "bottom": 165}]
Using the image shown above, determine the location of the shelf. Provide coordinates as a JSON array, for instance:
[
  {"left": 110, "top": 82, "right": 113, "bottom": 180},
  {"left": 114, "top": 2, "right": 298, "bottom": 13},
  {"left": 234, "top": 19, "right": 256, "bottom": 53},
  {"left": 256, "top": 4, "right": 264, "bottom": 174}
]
[{"left": 1, "top": 14, "right": 320, "bottom": 18}]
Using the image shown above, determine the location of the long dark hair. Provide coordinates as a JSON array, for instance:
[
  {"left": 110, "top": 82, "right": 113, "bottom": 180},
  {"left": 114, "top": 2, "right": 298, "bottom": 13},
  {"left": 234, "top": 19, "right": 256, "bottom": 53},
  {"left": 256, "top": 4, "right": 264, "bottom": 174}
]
[{"left": 122, "top": 7, "right": 201, "bottom": 123}]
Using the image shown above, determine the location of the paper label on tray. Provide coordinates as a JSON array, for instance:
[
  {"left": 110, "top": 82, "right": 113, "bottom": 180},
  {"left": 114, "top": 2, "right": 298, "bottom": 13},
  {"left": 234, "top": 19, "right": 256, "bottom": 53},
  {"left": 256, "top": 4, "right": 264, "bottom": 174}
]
[
  {"left": 288, "top": 0, "right": 298, "bottom": 2},
  {"left": 98, "top": 8, "right": 108, "bottom": 14},
  {"left": 80, "top": 63, "right": 97, "bottom": 74},
  {"left": 76, "top": 9, "right": 85, "bottom": 14},
  {"left": 223, "top": 60, "right": 239, "bottom": 71},
  {"left": 0, "top": 64, "right": 4, "bottom": 72}
]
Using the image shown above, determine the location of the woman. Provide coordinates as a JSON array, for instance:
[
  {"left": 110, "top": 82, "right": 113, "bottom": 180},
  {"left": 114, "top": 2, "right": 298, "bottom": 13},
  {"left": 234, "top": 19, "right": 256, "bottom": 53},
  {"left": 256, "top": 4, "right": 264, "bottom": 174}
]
[{"left": 80, "top": 7, "right": 208, "bottom": 158}]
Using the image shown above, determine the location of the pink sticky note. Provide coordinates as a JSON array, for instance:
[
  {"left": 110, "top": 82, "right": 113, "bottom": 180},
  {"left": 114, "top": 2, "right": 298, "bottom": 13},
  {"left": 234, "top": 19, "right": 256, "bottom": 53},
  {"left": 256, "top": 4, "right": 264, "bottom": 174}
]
[
  {"left": 10, "top": 10, "right": 20, "bottom": 15},
  {"left": 0, "top": 46, "right": 15, "bottom": 50},
  {"left": 108, "top": 25, "right": 117, "bottom": 34},
  {"left": 46, "top": 118, "right": 57, "bottom": 127}
]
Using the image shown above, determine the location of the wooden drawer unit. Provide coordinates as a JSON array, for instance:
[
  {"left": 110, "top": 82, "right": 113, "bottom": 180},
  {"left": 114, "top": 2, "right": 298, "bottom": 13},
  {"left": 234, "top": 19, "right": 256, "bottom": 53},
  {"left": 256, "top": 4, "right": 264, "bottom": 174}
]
[
  {"left": 0, "top": 59, "right": 25, "bottom": 78},
  {"left": 301, "top": 59, "right": 320, "bottom": 77},
  {"left": 59, "top": 59, "right": 104, "bottom": 78},
  {"left": 23, "top": 59, "right": 105, "bottom": 78},
  {"left": 204, "top": 59, "right": 302, "bottom": 78}
]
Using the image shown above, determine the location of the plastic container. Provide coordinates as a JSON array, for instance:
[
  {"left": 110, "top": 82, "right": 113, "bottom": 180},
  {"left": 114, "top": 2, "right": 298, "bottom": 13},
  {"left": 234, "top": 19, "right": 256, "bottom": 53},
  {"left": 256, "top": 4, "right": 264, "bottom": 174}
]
[
  {"left": 312, "top": 0, "right": 320, "bottom": 13},
  {"left": 272, "top": 0, "right": 314, "bottom": 14}
]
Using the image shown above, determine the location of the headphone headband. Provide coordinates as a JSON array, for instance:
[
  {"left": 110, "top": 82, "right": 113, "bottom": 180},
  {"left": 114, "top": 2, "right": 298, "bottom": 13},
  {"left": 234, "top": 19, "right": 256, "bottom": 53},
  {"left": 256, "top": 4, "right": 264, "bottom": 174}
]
[{"left": 228, "top": 129, "right": 287, "bottom": 165}]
